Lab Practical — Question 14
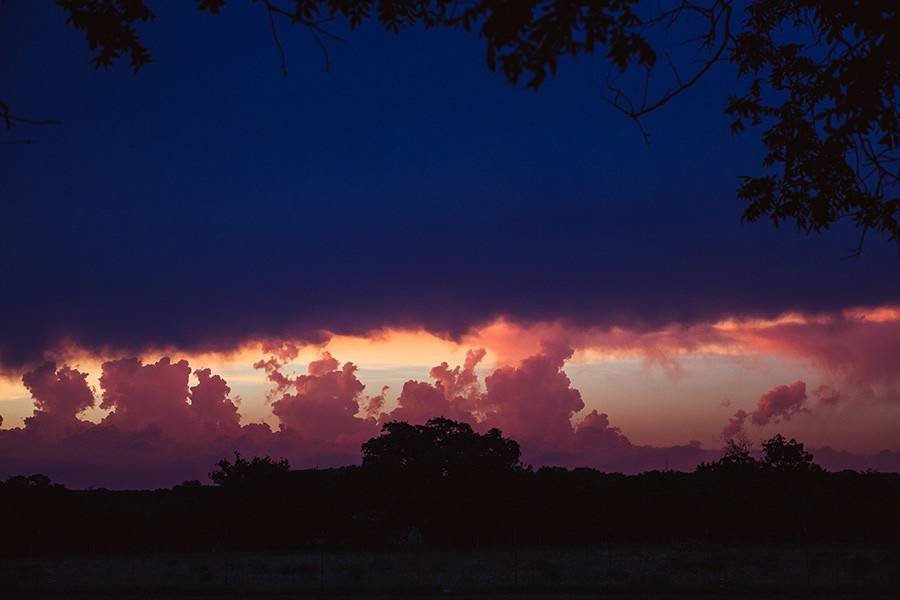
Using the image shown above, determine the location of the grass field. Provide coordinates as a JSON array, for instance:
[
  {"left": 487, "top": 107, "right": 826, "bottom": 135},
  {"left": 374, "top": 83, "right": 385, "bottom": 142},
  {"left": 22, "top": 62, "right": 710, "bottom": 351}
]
[{"left": 4, "top": 544, "right": 899, "bottom": 598}]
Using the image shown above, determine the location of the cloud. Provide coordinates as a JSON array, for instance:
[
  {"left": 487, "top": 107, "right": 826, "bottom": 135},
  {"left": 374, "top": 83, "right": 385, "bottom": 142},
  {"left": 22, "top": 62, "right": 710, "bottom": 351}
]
[
  {"left": 265, "top": 352, "right": 378, "bottom": 444},
  {"left": 722, "top": 381, "right": 809, "bottom": 440},
  {"left": 429, "top": 347, "right": 486, "bottom": 414},
  {"left": 721, "top": 409, "right": 749, "bottom": 440},
  {"left": 22, "top": 362, "right": 94, "bottom": 424},
  {"left": 386, "top": 347, "right": 487, "bottom": 424},
  {"left": 2, "top": 186, "right": 897, "bottom": 379},
  {"left": 740, "top": 314, "right": 900, "bottom": 390},
  {"left": 362, "top": 386, "right": 389, "bottom": 419},
  {"left": 99, "top": 357, "right": 195, "bottom": 435},
  {"left": 811, "top": 447, "right": 900, "bottom": 472},
  {"left": 751, "top": 381, "right": 808, "bottom": 426},
  {"left": 813, "top": 384, "right": 841, "bottom": 406},
  {"left": 480, "top": 343, "right": 584, "bottom": 444},
  {"left": 0, "top": 354, "right": 370, "bottom": 488},
  {"left": 574, "top": 410, "right": 631, "bottom": 452},
  {"left": 461, "top": 307, "right": 900, "bottom": 399},
  {"left": 389, "top": 380, "right": 458, "bottom": 424},
  {"left": 190, "top": 368, "right": 242, "bottom": 433},
  {"left": 1, "top": 345, "right": 898, "bottom": 489}
]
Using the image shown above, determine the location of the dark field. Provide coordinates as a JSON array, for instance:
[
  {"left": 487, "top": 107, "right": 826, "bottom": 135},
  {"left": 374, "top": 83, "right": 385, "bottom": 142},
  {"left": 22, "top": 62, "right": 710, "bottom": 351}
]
[{"left": 5, "top": 544, "right": 899, "bottom": 598}]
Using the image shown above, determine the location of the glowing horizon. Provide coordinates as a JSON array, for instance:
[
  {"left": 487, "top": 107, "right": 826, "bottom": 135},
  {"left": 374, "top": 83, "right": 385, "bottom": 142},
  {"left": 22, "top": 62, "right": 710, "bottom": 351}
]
[{"left": 3, "top": 304, "right": 898, "bottom": 459}]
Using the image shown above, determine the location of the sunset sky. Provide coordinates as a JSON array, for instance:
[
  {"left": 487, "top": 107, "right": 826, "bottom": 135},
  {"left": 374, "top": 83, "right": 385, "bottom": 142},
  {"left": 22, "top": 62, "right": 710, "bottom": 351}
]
[{"left": 1, "top": 2, "right": 898, "bottom": 487}]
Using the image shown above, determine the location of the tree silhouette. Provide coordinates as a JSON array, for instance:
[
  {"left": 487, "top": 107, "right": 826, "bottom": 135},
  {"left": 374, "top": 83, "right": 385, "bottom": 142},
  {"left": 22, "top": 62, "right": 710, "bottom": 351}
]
[
  {"left": 727, "top": 2, "right": 899, "bottom": 255},
  {"left": 698, "top": 434, "right": 824, "bottom": 475},
  {"left": 359, "top": 418, "right": 523, "bottom": 544},
  {"left": 209, "top": 451, "right": 291, "bottom": 489},
  {"left": 761, "top": 433, "right": 822, "bottom": 473},
  {"left": 361, "top": 417, "right": 521, "bottom": 477},
  {"left": 5, "top": 1, "right": 897, "bottom": 247},
  {"left": 1, "top": 473, "right": 58, "bottom": 490},
  {"left": 696, "top": 437, "right": 758, "bottom": 475},
  {"left": 2, "top": 425, "right": 900, "bottom": 556}
]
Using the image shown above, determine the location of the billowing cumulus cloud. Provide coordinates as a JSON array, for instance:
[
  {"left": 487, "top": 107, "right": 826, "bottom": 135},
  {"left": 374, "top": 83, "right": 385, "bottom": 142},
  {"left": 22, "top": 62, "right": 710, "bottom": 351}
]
[
  {"left": 22, "top": 362, "right": 94, "bottom": 425},
  {"left": 569, "top": 410, "right": 710, "bottom": 473},
  {"left": 431, "top": 349, "right": 484, "bottom": 395},
  {"left": 363, "top": 385, "right": 389, "bottom": 419},
  {"left": 387, "top": 347, "right": 487, "bottom": 424},
  {"left": 574, "top": 410, "right": 630, "bottom": 449},
  {"left": 100, "top": 357, "right": 194, "bottom": 434},
  {"left": 481, "top": 344, "right": 584, "bottom": 444},
  {"left": 751, "top": 381, "right": 808, "bottom": 426},
  {"left": 390, "top": 380, "right": 458, "bottom": 424},
  {"left": 190, "top": 368, "right": 242, "bottom": 433},
  {"left": 265, "top": 352, "right": 377, "bottom": 444},
  {"left": 722, "top": 381, "right": 811, "bottom": 440},
  {"left": 379, "top": 344, "right": 717, "bottom": 472},
  {"left": 1, "top": 345, "right": 898, "bottom": 488},
  {"left": 0, "top": 354, "right": 370, "bottom": 487}
]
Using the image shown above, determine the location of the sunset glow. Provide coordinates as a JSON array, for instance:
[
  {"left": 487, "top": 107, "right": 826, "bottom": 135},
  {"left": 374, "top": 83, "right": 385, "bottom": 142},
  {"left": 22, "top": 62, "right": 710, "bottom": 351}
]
[{"left": 2, "top": 1, "right": 898, "bottom": 490}]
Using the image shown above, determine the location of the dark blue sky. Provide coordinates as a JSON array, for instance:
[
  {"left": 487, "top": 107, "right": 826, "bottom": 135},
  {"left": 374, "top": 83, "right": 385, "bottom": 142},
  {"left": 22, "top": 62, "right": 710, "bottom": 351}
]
[{"left": 1, "top": 1, "right": 897, "bottom": 367}]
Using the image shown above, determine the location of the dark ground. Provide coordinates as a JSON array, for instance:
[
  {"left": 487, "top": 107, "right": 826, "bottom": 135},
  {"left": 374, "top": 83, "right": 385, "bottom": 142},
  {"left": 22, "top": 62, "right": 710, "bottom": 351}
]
[
  {"left": 14, "top": 595, "right": 900, "bottom": 600},
  {"left": 4, "top": 544, "right": 899, "bottom": 598}
]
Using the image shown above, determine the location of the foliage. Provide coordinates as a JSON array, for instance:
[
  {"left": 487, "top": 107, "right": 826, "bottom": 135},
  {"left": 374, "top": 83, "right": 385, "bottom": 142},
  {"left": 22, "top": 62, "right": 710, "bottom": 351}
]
[
  {"left": 55, "top": 0, "right": 154, "bottom": 72},
  {"left": 696, "top": 438, "right": 758, "bottom": 474},
  {"left": 761, "top": 432, "right": 822, "bottom": 473},
  {"left": 361, "top": 417, "right": 522, "bottom": 477},
  {"left": 209, "top": 451, "right": 290, "bottom": 488},
  {"left": 698, "top": 433, "right": 823, "bottom": 474},
  {"left": 1, "top": 425, "right": 899, "bottom": 554},
  {"left": 727, "top": 1, "right": 899, "bottom": 252},
  {"left": 0, "top": 473, "right": 60, "bottom": 490}
]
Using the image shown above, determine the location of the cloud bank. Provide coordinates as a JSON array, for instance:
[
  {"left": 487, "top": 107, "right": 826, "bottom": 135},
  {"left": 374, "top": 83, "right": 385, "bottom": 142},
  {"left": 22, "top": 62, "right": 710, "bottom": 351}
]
[{"left": 3, "top": 339, "right": 898, "bottom": 488}]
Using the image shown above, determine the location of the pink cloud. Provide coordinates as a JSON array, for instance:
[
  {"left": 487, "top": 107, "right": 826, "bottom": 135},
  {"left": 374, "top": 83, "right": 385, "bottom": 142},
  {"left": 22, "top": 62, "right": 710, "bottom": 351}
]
[
  {"left": 744, "top": 316, "right": 900, "bottom": 388},
  {"left": 813, "top": 384, "right": 842, "bottom": 405},
  {"left": 363, "top": 386, "right": 389, "bottom": 419},
  {"left": 721, "top": 409, "right": 749, "bottom": 440},
  {"left": 22, "top": 362, "right": 94, "bottom": 425},
  {"left": 574, "top": 410, "right": 631, "bottom": 451},
  {"left": 100, "top": 357, "right": 195, "bottom": 435},
  {"left": 469, "top": 308, "right": 900, "bottom": 395},
  {"left": 386, "top": 347, "right": 488, "bottom": 424},
  {"left": 721, "top": 381, "right": 810, "bottom": 441},
  {"left": 0, "top": 354, "right": 370, "bottom": 487},
  {"left": 481, "top": 343, "right": 584, "bottom": 444},
  {"left": 468, "top": 319, "right": 728, "bottom": 376},
  {"left": 261, "top": 351, "right": 378, "bottom": 444},
  {"left": 429, "top": 347, "right": 486, "bottom": 414},
  {"left": 190, "top": 368, "right": 242, "bottom": 434},
  {"left": 389, "top": 380, "right": 457, "bottom": 424},
  {"left": 751, "top": 381, "right": 808, "bottom": 426},
  {"left": 1, "top": 338, "right": 898, "bottom": 488}
]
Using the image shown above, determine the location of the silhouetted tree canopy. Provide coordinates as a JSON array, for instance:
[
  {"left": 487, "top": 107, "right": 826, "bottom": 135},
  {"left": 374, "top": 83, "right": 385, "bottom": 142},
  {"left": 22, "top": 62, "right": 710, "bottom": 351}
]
[
  {"left": 1, "top": 423, "right": 899, "bottom": 555},
  {"left": 361, "top": 417, "right": 522, "bottom": 477},
  {"left": 696, "top": 438, "right": 758, "bottom": 475},
  {"left": 209, "top": 451, "right": 291, "bottom": 489},
  {"left": 697, "top": 433, "right": 822, "bottom": 475},
  {"left": 3, "top": 1, "right": 898, "bottom": 248},
  {"left": 761, "top": 432, "right": 822, "bottom": 473}
]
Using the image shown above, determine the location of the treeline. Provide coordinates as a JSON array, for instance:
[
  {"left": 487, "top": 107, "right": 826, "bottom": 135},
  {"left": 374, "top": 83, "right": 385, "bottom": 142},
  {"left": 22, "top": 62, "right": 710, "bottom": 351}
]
[{"left": 2, "top": 419, "right": 899, "bottom": 556}]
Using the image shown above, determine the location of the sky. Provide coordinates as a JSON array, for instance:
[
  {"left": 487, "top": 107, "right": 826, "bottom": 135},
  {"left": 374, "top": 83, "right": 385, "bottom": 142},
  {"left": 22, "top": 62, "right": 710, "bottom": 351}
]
[{"left": 1, "top": 2, "right": 899, "bottom": 487}]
